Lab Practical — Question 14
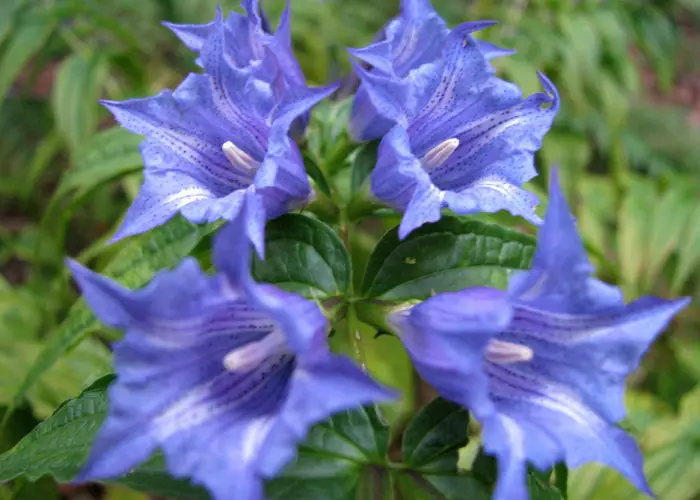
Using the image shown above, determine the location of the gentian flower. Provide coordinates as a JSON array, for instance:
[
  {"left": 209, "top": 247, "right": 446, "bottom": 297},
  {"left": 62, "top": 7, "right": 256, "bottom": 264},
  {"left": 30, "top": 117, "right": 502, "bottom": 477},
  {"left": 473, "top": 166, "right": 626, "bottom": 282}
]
[
  {"left": 104, "top": 7, "right": 333, "bottom": 253},
  {"left": 389, "top": 170, "right": 689, "bottom": 500},
  {"left": 353, "top": 20, "right": 559, "bottom": 238},
  {"left": 164, "top": 1, "right": 306, "bottom": 101},
  {"left": 69, "top": 195, "right": 393, "bottom": 500},
  {"left": 349, "top": 0, "right": 514, "bottom": 141}
]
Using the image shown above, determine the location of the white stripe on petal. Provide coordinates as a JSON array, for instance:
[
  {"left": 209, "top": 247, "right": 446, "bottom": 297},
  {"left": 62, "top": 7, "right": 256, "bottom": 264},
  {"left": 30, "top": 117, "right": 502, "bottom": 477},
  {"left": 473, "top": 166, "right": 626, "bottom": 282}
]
[
  {"left": 161, "top": 186, "right": 213, "bottom": 209},
  {"left": 242, "top": 416, "right": 276, "bottom": 463}
]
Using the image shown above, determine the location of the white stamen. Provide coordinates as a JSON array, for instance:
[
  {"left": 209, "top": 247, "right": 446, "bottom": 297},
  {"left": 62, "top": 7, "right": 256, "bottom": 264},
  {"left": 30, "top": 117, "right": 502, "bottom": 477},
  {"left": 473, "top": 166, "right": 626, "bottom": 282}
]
[
  {"left": 421, "top": 138, "right": 460, "bottom": 170},
  {"left": 223, "top": 330, "right": 288, "bottom": 372},
  {"left": 222, "top": 141, "right": 260, "bottom": 173},
  {"left": 484, "top": 339, "right": 534, "bottom": 365}
]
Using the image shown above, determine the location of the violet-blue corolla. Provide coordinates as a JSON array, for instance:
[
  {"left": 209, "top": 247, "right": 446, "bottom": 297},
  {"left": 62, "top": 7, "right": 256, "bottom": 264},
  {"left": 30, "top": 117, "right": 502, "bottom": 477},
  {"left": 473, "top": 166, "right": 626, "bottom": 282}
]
[
  {"left": 389, "top": 169, "right": 689, "bottom": 500},
  {"left": 349, "top": 0, "right": 514, "bottom": 142},
  {"left": 352, "top": 18, "right": 559, "bottom": 238},
  {"left": 104, "top": 5, "right": 333, "bottom": 254},
  {"left": 164, "top": 1, "right": 306, "bottom": 101},
  {"left": 68, "top": 195, "right": 393, "bottom": 500}
]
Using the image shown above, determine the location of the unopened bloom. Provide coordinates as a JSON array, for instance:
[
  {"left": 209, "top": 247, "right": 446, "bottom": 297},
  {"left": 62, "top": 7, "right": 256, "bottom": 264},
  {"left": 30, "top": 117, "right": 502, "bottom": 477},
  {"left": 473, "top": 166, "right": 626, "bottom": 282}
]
[
  {"left": 104, "top": 8, "right": 333, "bottom": 253},
  {"left": 350, "top": 0, "right": 513, "bottom": 141},
  {"left": 353, "top": 21, "right": 558, "bottom": 238},
  {"left": 69, "top": 197, "right": 392, "bottom": 500},
  {"left": 390, "top": 170, "right": 689, "bottom": 500}
]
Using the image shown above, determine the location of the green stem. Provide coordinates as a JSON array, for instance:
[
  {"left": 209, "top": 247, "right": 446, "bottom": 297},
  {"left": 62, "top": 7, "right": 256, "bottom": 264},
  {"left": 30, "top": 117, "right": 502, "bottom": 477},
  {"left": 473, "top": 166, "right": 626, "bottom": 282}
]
[
  {"left": 354, "top": 300, "right": 399, "bottom": 335},
  {"left": 305, "top": 187, "right": 340, "bottom": 223},
  {"left": 346, "top": 192, "right": 385, "bottom": 222},
  {"left": 554, "top": 463, "right": 568, "bottom": 499}
]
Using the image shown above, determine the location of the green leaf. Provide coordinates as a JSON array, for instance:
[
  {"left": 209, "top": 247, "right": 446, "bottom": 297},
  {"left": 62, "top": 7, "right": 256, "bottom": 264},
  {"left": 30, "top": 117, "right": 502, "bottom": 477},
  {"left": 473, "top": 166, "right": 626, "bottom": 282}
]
[
  {"left": 395, "top": 471, "right": 490, "bottom": 500},
  {"left": 0, "top": 12, "right": 56, "bottom": 102},
  {"left": 361, "top": 217, "right": 536, "bottom": 300},
  {"left": 0, "top": 0, "right": 23, "bottom": 49},
  {"left": 0, "top": 376, "right": 208, "bottom": 500},
  {"left": 3, "top": 217, "right": 212, "bottom": 423},
  {"left": 306, "top": 97, "right": 354, "bottom": 175},
  {"left": 253, "top": 214, "right": 350, "bottom": 299},
  {"left": 0, "top": 337, "right": 111, "bottom": 419},
  {"left": 350, "top": 141, "right": 379, "bottom": 197},
  {"left": 402, "top": 397, "right": 469, "bottom": 473},
  {"left": 10, "top": 476, "right": 60, "bottom": 500},
  {"left": 54, "top": 127, "right": 143, "bottom": 200},
  {"left": 642, "top": 387, "right": 700, "bottom": 500},
  {"left": 51, "top": 52, "right": 109, "bottom": 158},
  {"left": 472, "top": 450, "right": 565, "bottom": 500},
  {"left": 643, "top": 186, "right": 694, "bottom": 290},
  {"left": 671, "top": 203, "right": 700, "bottom": 293},
  {"left": 395, "top": 398, "right": 492, "bottom": 499},
  {"left": 266, "top": 406, "right": 390, "bottom": 500},
  {"left": 617, "top": 178, "right": 657, "bottom": 295}
]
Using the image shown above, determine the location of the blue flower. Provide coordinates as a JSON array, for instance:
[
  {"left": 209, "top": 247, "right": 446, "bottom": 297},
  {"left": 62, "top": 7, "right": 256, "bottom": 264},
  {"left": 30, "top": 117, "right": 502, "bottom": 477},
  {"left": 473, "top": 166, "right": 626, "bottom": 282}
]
[
  {"left": 69, "top": 196, "right": 393, "bottom": 500},
  {"left": 104, "top": 8, "right": 334, "bottom": 253},
  {"left": 353, "top": 20, "right": 558, "bottom": 238},
  {"left": 164, "top": 1, "right": 305, "bottom": 96},
  {"left": 349, "top": 0, "right": 514, "bottom": 142},
  {"left": 390, "top": 170, "right": 689, "bottom": 500}
]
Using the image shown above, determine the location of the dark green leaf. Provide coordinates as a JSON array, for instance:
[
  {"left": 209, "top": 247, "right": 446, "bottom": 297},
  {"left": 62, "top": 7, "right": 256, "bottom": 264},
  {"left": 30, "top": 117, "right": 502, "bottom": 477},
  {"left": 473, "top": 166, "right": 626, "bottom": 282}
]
[
  {"left": 362, "top": 217, "right": 536, "bottom": 300},
  {"left": 266, "top": 405, "right": 390, "bottom": 500},
  {"left": 350, "top": 140, "right": 379, "bottom": 196},
  {"left": 0, "top": 376, "right": 208, "bottom": 500},
  {"left": 253, "top": 214, "right": 350, "bottom": 299},
  {"left": 472, "top": 449, "right": 564, "bottom": 500},
  {"left": 304, "top": 153, "right": 332, "bottom": 198},
  {"left": 10, "top": 475, "right": 59, "bottom": 500},
  {"left": 403, "top": 398, "right": 469, "bottom": 473}
]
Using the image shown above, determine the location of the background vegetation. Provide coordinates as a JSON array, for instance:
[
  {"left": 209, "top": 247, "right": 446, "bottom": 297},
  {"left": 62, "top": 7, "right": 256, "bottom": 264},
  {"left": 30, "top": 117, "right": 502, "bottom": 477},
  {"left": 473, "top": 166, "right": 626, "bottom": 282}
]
[{"left": 0, "top": 0, "right": 699, "bottom": 498}]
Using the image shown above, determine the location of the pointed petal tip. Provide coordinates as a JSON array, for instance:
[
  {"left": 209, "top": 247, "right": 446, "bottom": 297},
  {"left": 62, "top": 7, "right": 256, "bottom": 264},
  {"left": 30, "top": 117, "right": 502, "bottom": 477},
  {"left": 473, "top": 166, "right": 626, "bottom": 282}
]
[
  {"left": 454, "top": 20, "right": 499, "bottom": 35},
  {"left": 65, "top": 257, "right": 87, "bottom": 281},
  {"left": 537, "top": 71, "right": 561, "bottom": 110}
]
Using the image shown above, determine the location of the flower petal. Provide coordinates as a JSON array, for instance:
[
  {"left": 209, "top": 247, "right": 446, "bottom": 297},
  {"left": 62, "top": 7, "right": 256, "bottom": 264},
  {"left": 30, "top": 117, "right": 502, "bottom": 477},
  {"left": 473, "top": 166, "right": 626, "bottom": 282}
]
[
  {"left": 371, "top": 126, "right": 424, "bottom": 212},
  {"left": 257, "top": 353, "right": 396, "bottom": 477},
  {"left": 509, "top": 167, "right": 623, "bottom": 313},
  {"left": 409, "top": 20, "right": 497, "bottom": 130},
  {"left": 350, "top": 60, "right": 410, "bottom": 125},
  {"left": 443, "top": 174, "right": 542, "bottom": 225},
  {"left": 399, "top": 180, "right": 444, "bottom": 239},
  {"left": 483, "top": 362, "right": 652, "bottom": 496},
  {"left": 504, "top": 296, "right": 689, "bottom": 423},
  {"left": 391, "top": 287, "right": 512, "bottom": 413}
]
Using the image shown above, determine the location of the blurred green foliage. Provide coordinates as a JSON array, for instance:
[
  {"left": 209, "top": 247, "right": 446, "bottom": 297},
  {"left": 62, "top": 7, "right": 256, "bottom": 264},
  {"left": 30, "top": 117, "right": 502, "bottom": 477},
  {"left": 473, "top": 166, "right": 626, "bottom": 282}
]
[{"left": 0, "top": 0, "right": 699, "bottom": 498}]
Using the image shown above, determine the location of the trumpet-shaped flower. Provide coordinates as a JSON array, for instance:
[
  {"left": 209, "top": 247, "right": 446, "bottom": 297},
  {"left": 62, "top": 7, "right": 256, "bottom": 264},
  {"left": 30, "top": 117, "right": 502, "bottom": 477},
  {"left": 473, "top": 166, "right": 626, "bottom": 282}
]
[
  {"left": 390, "top": 170, "right": 689, "bottom": 500},
  {"left": 349, "top": 0, "right": 513, "bottom": 141},
  {"left": 104, "top": 8, "right": 333, "bottom": 253},
  {"left": 353, "top": 20, "right": 558, "bottom": 238},
  {"left": 164, "top": 1, "right": 306, "bottom": 96},
  {"left": 69, "top": 196, "right": 393, "bottom": 500}
]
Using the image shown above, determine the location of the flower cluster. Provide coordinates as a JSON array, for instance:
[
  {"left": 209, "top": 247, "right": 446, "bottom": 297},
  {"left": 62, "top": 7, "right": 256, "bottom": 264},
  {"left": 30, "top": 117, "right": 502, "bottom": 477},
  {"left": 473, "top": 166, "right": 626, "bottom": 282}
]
[{"left": 67, "top": 1, "right": 689, "bottom": 500}]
